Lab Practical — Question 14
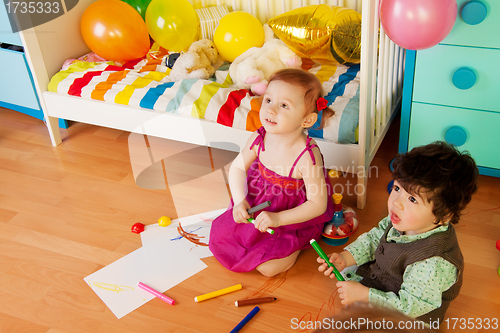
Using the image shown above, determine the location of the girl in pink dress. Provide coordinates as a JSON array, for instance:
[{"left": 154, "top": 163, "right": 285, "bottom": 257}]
[{"left": 209, "top": 69, "right": 335, "bottom": 277}]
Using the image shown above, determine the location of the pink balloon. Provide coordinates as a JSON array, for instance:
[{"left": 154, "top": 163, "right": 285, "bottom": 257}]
[{"left": 380, "top": 0, "right": 457, "bottom": 50}]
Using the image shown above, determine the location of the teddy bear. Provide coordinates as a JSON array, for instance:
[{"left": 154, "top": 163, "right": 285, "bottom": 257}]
[
  {"left": 168, "top": 39, "right": 219, "bottom": 81},
  {"left": 229, "top": 27, "right": 302, "bottom": 95}
]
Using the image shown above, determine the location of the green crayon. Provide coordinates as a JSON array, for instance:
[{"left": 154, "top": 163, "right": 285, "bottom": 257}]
[
  {"left": 247, "top": 201, "right": 274, "bottom": 234},
  {"left": 248, "top": 218, "right": 274, "bottom": 234},
  {"left": 310, "top": 239, "right": 345, "bottom": 281}
]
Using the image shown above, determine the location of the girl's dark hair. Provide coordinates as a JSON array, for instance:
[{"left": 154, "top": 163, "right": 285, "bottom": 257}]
[
  {"left": 268, "top": 68, "right": 334, "bottom": 129},
  {"left": 392, "top": 141, "right": 478, "bottom": 224}
]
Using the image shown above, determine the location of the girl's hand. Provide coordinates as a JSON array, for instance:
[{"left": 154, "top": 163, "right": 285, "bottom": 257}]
[
  {"left": 336, "top": 281, "right": 369, "bottom": 305},
  {"left": 317, "top": 252, "right": 347, "bottom": 277},
  {"left": 253, "top": 211, "right": 281, "bottom": 232},
  {"left": 233, "top": 200, "right": 251, "bottom": 223}
]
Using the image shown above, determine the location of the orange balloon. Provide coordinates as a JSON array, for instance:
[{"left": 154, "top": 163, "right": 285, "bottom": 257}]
[{"left": 81, "top": 0, "right": 150, "bottom": 63}]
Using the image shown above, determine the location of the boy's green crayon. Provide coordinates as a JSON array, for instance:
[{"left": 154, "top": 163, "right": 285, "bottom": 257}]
[{"left": 310, "top": 239, "right": 345, "bottom": 281}]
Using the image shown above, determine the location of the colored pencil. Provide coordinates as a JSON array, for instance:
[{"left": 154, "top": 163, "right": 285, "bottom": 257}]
[
  {"left": 230, "top": 306, "right": 260, "bottom": 333},
  {"left": 247, "top": 201, "right": 275, "bottom": 234},
  {"left": 310, "top": 239, "right": 345, "bottom": 281},
  {"left": 247, "top": 201, "right": 271, "bottom": 215},
  {"left": 248, "top": 217, "right": 275, "bottom": 234},
  {"left": 194, "top": 284, "right": 242, "bottom": 302},
  {"left": 235, "top": 297, "right": 277, "bottom": 307},
  {"left": 137, "top": 282, "right": 175, "bottom": 305}
]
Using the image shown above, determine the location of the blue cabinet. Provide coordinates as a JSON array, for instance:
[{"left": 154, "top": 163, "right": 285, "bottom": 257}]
[
  {"left": 400, "top": 0, "right": 500, "bottom": 177},
  {"left": 0, "top": 5, "right": 67, "bottom": 128}
]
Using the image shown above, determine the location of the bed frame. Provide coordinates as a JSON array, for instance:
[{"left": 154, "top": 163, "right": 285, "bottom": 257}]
[{"left": 19, "top": 0, "right": 404, "bottom": 209}]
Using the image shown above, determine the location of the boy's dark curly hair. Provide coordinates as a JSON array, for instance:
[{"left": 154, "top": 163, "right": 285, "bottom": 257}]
[{"left": 392, "top": 141, "right": 478, "bottom": 224}]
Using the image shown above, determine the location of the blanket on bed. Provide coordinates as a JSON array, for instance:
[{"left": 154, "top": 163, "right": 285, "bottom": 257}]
[{"left": 48, "top": 56, "right": 360, "bottom": 144}]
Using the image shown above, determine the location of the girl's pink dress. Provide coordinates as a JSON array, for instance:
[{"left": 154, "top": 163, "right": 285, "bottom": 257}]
[{"left": 209, "top": 127, "right": 334, "bottom": 272}]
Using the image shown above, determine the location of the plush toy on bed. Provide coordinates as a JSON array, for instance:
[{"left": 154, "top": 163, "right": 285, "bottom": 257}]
[
  {"left": 168, "top": 39, "right": 219, "bottom": 81},
  {"left": 228, "top": 30, "right": 302, "bottom": 95}
]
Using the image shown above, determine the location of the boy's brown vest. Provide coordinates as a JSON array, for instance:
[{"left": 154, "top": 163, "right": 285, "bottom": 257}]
[{"left": 356, "top": 223, "right": 464, "bottom": 324}]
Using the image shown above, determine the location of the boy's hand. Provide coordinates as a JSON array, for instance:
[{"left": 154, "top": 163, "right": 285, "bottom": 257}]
[
  {"left": 253, "top": 211, "right": 281, "bottom": 232},
  {"left": 317, "top": 252, "right": 347, "bottom": 277},
  {"left": 336, "top": 281, "right": 369, "bottom": 305},
  {"left": 233, "top": 201, "right": 251, "bottom": 223}
]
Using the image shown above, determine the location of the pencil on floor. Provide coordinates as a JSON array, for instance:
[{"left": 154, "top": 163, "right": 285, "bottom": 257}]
[
  {"left": 194, "top": 283, "right": 242, "bottom": 302},
  {"left": 137, "top": 282, "right": 175, "bottom": 305},
  {"left": 230, "top": 306, "right": 260, "bottom": 333},
  {"left": 235, "top": 297, "right": 277, "bottom": 307}
]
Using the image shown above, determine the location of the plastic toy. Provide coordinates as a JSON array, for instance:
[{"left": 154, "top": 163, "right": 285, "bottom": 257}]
[
  {"left": 158, "top": 216, "right": 172, "bottom": 227},
  {"left": 328, "top": 170, "right": 341, "bottom": 178},
  {"left": 379, "top": 0, "right": 457, "bottom": 50},
  {"left": 268, "top": 4, "right": 361, "bottom": 65},
  {"left": 322, "top": 194, "right": 359, "bottom": 246},
  {"left": 213, "top": 11, "right": 265, "bottom": 62},
  {"left": 145, "top": 0, "right": 199, "bottom": 52},
  {"left": 131, "top": 222, "right": 145, "bottom": 234},
  {"left": 80, "top": 0, "right": 150, "bottom": 63}
]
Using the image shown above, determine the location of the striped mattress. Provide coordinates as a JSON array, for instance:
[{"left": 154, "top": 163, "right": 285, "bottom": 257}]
[{"left": 48, "top": 54, "right": 360, "bottom": 144}]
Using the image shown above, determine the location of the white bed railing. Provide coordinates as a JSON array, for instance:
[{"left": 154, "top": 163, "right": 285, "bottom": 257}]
[{"left": 356, "top": 0, "right": 404, "bottom": 207}]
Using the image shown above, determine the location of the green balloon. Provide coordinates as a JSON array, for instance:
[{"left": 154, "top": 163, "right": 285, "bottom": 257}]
[{"left": 121, "top": 0, "right": 152, "bottom": 20}]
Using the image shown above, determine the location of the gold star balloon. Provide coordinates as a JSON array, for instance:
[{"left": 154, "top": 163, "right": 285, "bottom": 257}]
[{"left": 268, "top": 5, "right": 361, "bottom": 65}]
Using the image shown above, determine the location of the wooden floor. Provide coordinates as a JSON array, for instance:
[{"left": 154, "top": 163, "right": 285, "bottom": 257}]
[{"left": 1, "top": 107, "right": 499, "bottom": 333}]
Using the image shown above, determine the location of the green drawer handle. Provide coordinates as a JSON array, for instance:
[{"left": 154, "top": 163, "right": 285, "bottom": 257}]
[
  {"left": 445, "top": 126, "right": 468, "bottom": 147},
  {"left": 452, "top": 67, "right": 476, "bottom": 90},
  {"left": 462, "top": 1, "right": 487, "bottom": 25}
]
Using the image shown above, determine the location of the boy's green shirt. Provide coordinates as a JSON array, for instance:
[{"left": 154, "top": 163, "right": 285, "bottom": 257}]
[{"left": 344, "top": 216, "right": 458, "bottom": 318}]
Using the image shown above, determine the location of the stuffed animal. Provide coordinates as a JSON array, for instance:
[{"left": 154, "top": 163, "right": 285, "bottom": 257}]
[
  {"left": 168, "top": 39, "right": 219, "bottom": 81},
  {"left": 229, "top": 37, "right": 302, "bottom": 95}
]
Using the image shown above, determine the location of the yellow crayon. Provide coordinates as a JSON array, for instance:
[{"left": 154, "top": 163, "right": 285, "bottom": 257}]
[{"left": 194, "top": 284, "right": 242, "bottom": 302}]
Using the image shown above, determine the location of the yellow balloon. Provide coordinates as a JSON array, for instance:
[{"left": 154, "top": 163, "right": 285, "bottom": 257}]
[
  {"left": 214, "top": 11, "right": 265, "bottom": 62},
  {"left": 145, "top": 0, "right": 199, "bottom": 52},
  {"left": 268, "top": 5, "right": 361, "bottom": 65}
]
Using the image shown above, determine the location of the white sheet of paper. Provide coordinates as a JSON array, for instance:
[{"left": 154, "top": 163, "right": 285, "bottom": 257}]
[
  {"left": 84, "top": 241, "right": 207, "bottom": 318},
  {"left": 84, "top": 248, "right": 154, "bottom": 319},
  {"left": 140, "top": 208, "right": 226, "bottom": 258},
  {"left": 141, "top": 236, "right": 208, "bottom": 288}
]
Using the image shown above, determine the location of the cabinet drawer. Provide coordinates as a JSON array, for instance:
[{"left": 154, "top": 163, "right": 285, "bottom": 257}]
[
  {"left": 0, "top": 4, "right": 22, "bottom": 46},
  {"left": 442, "top": 0, "right": 500, "bottom": 50},
  {"left": 0, "top": 48, "right": 40, "bottom": 110},
  {"left": 408, "top": 103, "right": 500, "bottom": 170},
  {"left": 413, "top": 44, "right": 500, "bottom": 113}
]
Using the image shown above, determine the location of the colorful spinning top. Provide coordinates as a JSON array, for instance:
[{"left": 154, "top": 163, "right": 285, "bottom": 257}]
[{"left": 322, "top": 193, "right": 359, "bottom": 246}]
